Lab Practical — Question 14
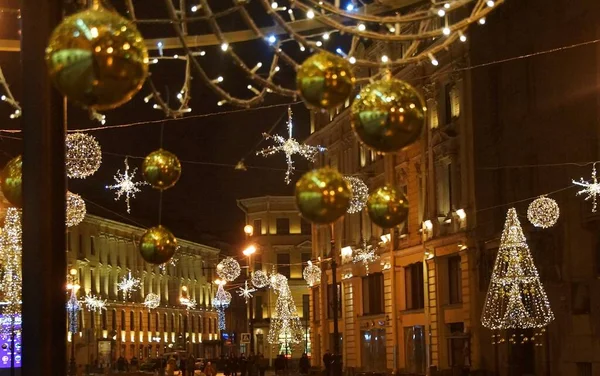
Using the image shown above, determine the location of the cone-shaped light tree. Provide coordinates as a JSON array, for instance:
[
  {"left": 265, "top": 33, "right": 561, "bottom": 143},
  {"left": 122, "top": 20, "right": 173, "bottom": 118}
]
[{"left": 481, "top": 208, "right": 554, "bottom": 329}]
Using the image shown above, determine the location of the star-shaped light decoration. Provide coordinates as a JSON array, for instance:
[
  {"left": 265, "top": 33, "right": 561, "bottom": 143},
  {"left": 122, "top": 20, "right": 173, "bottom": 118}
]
[
  {"left": 256, "top": 107, "right": 326, "bottom": 184},
  {"left": 353, "top": 239, "right": 380, "bottom": 275},
  {"left": 106, "top": 157, "right": 149, "bottom": 213},
  {"left": 573, "top": 163, "right": 600, "bottom": 212},
  {"left": 117, "top": 272, "right": 141, "bottom": 300},
  {"left": 237, "top": 280, "right": 257, "bottom": 302},
  {"left": 83, "top": 294, "right": 107, "bottom": 312}
]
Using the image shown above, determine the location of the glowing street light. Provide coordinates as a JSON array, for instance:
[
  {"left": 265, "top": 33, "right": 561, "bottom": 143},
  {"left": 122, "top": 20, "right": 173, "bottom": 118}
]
[
  {"left": 244, "top": 225, "right": 254, "bottom": 236},
  {"left": 243, "top": 245, "right": 257, "bottom": 257}
]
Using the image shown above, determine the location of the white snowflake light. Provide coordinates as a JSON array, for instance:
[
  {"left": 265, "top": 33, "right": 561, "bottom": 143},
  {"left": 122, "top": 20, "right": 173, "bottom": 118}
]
[
  {"left": 527, "top": 196, "right": 560, "bottom": 228},
  {"left": 83, "top": 294, "right": 107, "bottom": 312},
  {"left": 303, "top": 260, "right": 321, "bottom": 287},
  {"left": 117, "top": 272, "right": 141, "bottom": 300},
  {"left": 237, "top": 280, "right": 256, "bottom": 302},
  {"left": 573, "top": 163, "right": 600, "bottom": 212},
  {"left": 344, "top": 176, "right": 369, "bottom": 213},
  {"left": 143, "top": 293, "right": 161, "bottom": 309},
  {"left": 106, "top": 157, "right": 149, "bottom": 213},
  {"left": 353, "top": 239, "right": 380, "bottom": 275},
  {"left": 256, "top": 107, "right": 326, "bottom": 184},
  {"left": 251, "top": 270, "right": 270, "bottom": 288},
  {"left": 216, "top": 257, "right": 241, "bottom": 282}
]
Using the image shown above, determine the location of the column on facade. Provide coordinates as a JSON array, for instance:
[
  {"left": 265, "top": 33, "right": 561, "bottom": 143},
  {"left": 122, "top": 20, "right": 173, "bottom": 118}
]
[
  {"left": 343, "top": 277, "right": 357, "bottom": 367},
  {"left": 426, "top": 258, "right": 439, "bottom": 369}
]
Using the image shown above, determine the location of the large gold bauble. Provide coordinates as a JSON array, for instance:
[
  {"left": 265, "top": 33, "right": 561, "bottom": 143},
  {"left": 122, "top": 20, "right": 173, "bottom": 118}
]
[
  {"left": 45, "top": 4, "right": 149, "bottom": 110},
  {"left": 296, "top": 52, "right": 355, "bottom": 110},
  {"left": 295, "top": 167, "right": 351, "bottom": 224},
  {"left": 367, "top": 184, "right": 408, "bottom": 228},
  {"left": 0, "top": 156, "right": 22, "bottom": 208},
  {"left": 139, "top": 225, "right": 177, "bottom": 265},
  {"left": 142, "top": 149, "right": 182, "bottom": 190},
  {"left": 352, "top": 79, "right": 426, "bottom": 153}
]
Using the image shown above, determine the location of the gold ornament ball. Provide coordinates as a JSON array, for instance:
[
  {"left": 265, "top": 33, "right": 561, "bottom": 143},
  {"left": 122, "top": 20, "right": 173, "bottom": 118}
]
[
  {"left": 352, "top": 79, "right": 426, "bottom": 153},
  {"left": 139, "top": 225, "right": 178, "bottom": 265},
  {"left": 527, "top": 196, "right": 560, "bottom": 228},
  {"left": 367, "top": 184, "right": 409, "bottom": 228},
  {"left": 296, "top": 52, "right": 355, "bottom": 110},
  {"left": 0, "top": 155, "right": 22, "bottom": 208},
  {"left": 45, "top": 4, "right": 149, "bottom": 110},
  {"left": 66, "top": 191, "right": 87, "bottom": 228},
  {"left": 142, "top": 149, "right": 182, "bottom": 190},
  {"left": 295, "top": 167, "right": 351, "bottom": 224}
]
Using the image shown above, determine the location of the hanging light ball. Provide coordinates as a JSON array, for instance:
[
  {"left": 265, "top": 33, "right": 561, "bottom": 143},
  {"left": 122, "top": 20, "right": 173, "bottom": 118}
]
[
  {"left": 66, "top": 133, "right": 102, "bottom": 179},
  {"left": 45, "top": 4, "right": 149, "bottom": 110},
  {"left": 343, "top": 176, "right": 369, "bottom": 214},
  {"left": 367, "top": 184, "right": 409, "bottom": 228},
  {"left": 142, "top": 149, "right": 182, "bottom": 190},
  {"left": 143, "top": 293, "right": 161, "bottom": 309},
  {"left": 216, "top": 257, "right": 241, "bottom": 282},
  {"left": 303, "top": 261, "right": 321, "bottom": 287},
  {"left": 295, "top": 167, "right": 351, "bottom": 224},
  {"left": 0, "top": 155, "right": 22, "bottom": 208},
  {"left": 251, "top": 270, "right": 270, "bottom": 289},
  {"left": 66, "top": 191, "right": 86, "bottom": 228},
  {"left": 296, "top": 51, "right": 355, "bottom": 110},
  {"left": 351, "top": 78, "right": 426, "bottom": 153},
  {"left": 269, "top": 273, "right": 288, "bottom": 292},
  {"left": 139, "top": 225, "right": 178, "bottom": 265},
  {"left": 527, "top": 196, "right": 560, "bottom": 228}
]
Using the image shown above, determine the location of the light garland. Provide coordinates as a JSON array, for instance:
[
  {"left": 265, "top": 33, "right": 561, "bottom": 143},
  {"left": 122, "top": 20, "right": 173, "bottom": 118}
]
[
  {"left": 251, "top": 270, "right": 270, "bottom": 288},
  {"left": 66, "top": 191, "right": 86, "bottom": 228},
  {"left": 0, "top": 66, "right": 21, "bottom": 119},
  {"left": 573, "top": 163, "right": 600, "bottom": 212},
  {"left": 257, "top": 107, "right": 326, "bottom": 184},
  {"left": 302, "top": 261, "right": 321, "bottom": 287},
  {"left": 481, "top": 208, "right": 554, "bottom": 330},
  {"left": 0, "top": 208, "right": 22, "bottom": 333},
  {"left": 105, "top": 157, "right": 149, "bottom": 214},
  {"left": 65, "top": 133, "right": 102, "bottom": 179},
  {"left": 353, "top": 239, "right": 380, "bottom": 275},
  {"left": 83, "top": 294, "right": 107, "bottom": 312},
  {"left": 143, "top": 293, "right": 161, "bottom": 309},
  {"left": 344, "top": 176, "right": 369, "bottom": 213},
  {"left": 527, "top": 196, "right": 560, "bottom": 228},
  {"left": 216, "top": 257, "right": 241, "bottom": 282},
  {"left": 117, "top": 272, "right": 141, "bottom": 300},
  {"left": 267, "top": 274, "right": 303, "bottom": 345},
  {"left": 213, "top": 283, "right": 232, "bottom": 330},
  {"left": 66, "top": 289, "right": 80, "bottom": 334},
  {"left": 237, "top": 280, "right": 256, "bottom": 302}
]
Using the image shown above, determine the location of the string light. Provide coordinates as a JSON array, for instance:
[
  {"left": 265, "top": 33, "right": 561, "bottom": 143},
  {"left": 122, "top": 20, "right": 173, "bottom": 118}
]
[
  {"left": 306, "top": 10, "right": 315, "bottom": 19},
  {"left": 357, "top": 23, "right": 366, "bottom": 31},
  {"left": 216, "top": 257, "right": 241, "bottom": 282},
  {"left": 143, "top": 293, "right": 161, "bottom": 309},
  {"left": 573, "top": 163, "right": 600, "bottom": 212},
  {"left": 381, "top": 55, "right": 389, "bottom": 63},
  {"left": 65, "top": 133, "right": 102, "bottom": 179},
  {"left": 353, "top": 239, "right": 380, "bottom": 275},
  {"left": 0, "top": 208, "right": 22, "bottom": 326},
  {"left": 481, "top": 208, "right": 554, "bottom": 330},
  {"left": 527, "top": 196, "right": 560, "bottom": 228},
  {"left": 459, "top": 31, "right": 467, "bottom": 42},
  {"left": 428, "top": 53, "right": 439, "bottom": 66},
  {"left": 117, "top": 272, "right": 141, "bottom": 300},
  {"left": 256, "top": 106, "right": 326, "bottom": 184},
  {"left": 343, "top": 176, "right": 368, "bottom": 213},
  {"left": 105, "top": 157, "right": 149, "bottom": 214},
  {"left": 302, "top": 261, "right": 321, "bottom": 287},
  {"left": 479, "top": 17, "right": 486, "bottom": 25},
  {"left": 252, "top": 270, "right": 270, "bottom": 288},
  {"left": 237, "top": 280, "right": 257, "bottom": 302},
  {"left": 83, "top": 294, "right": 107, "bottom": 312},
  {"left": 66, "top": 191, "right": 86, "bottom": 228}
]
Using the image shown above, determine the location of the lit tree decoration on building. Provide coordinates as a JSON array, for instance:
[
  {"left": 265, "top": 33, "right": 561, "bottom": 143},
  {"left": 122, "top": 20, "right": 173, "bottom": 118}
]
[
  {"left": 0, "top": 208, "right": 22, "bottom": 335},
  {"left": 527, "top": 196, "right": 560, "bottom": 228},
  {"left": 66, "top": 191, "right": 86, "bottom": 228},
  {"left": 353, "top": 240, "right": 380, "bottom": 275},
  {"left": 237, "top": 280, "right": 256, "bottom": 302},
  {"left": 143, "top": 293, "right": 161, "bottom": 310},
  {"left": 83, "top": 294, "right": 107, "bottom": 312},
  {"left": 343, "top": 176, "right": 369, "bottom": 213},
  {"left": 481, "top": 208, "right": 554, "bottom": 330},
  {"left": 573, "top": 163, "right": 600, "bottom": 212},
  {"left": 256, "top": 107, "right": 326, "bottom": 184},
  {"left": 251, "top": 270, "right": 270, "bottom": 289},
  {"left": 303, "top": 261, "right": 321, "bottom": 287},
  {"left": 213, "top": 282, "right": 232, "bottom": 330},
  {"left": 267, "top": 274, "right": 303, "bottom": 345},
  {"left": 66, "top": 289, "right": 81, "bottom": 334},
  {"left": 117, "top": 272, "right": 141, "bottom": 300},
  {"left": 65, "top": 133, "right": 102, "bottom": 179},
  {"left": 106, "top": 157, "right": 149, "bottom": 214},
  {"left": 216, "top": 257, "right": 241, "bottom": 282}
]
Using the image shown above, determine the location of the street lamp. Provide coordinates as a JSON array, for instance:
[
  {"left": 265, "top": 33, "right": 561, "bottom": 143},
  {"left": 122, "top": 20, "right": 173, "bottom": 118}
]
[
  {"left": 244, "top": 225, "right": 254, "bottom": 237},
  {"left": 242, "top": 245, "right": 256, "bottom": 257},
  {"left": 66, "top": 269, "right": 81, "bottom": 376}
]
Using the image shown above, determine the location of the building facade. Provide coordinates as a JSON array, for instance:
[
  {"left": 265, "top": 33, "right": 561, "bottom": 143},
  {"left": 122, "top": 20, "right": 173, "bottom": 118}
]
[
  {"left": 67, "top": 214, "right": 221, "bottom": 366},
  {"left": 237, "top": 196, "right": 312, "bottom": 363}
]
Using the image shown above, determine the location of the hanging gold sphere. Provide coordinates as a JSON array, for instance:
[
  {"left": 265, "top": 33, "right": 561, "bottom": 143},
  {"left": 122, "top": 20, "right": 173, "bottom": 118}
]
[
  {"left": 45, "top": 4, "right": 149, "bottom": 110},
  {"left": 0, "top": 156, "right": 22, "bottom": 208},
  {"left": 296, "top": 52, "right": 355, "bottom": 110},
  {"left": 142, "top": 149, "right": 182, "bottom": 190},
  {"left": 367, "top": 184, "right": 408, "bottom": 228},
  {"left": 295, "top": 167, "right": 351, "bottom": 224},
  {"left": 139, "top": 225, "right": 177, "bottom": 265},
  {"left": 352, "top": 78, "right": 426, "bottom": 153}
]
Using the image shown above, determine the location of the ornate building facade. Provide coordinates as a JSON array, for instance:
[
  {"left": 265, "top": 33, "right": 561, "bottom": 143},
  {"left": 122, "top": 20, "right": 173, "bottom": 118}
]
[{"left": 67, "top": 214, "right": 221, "bottom": 366}]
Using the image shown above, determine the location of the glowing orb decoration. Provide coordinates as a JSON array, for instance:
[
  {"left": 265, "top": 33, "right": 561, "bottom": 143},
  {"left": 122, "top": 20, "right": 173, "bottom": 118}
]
[
  {"left": 66, "top": 191, "right": 86, "bottom": 228},
  {"left": 139, "top": 225, "right": 177, "bottom": 265},
  {"left": 270, "top": 273, "right": 288, "bottom": 292},
  {"left": 0, "top": 155, "right": 22, "bottom": 208},
  {"left": 302, "top": 260, "right": 321, "bottom": 287},
  {"left": 367, "top": 184, "right": 409, "bottom": 228},
  {"left": 251, "top": 270, "right": 270, "bottom": 289},
  {"left": 142, "top": 148, "right": 182, "bottom": 190},
  {"left": 343, "top": 176, "right": 368, "bottom": 214},
  {"left": 143, "top": 293, "right": 160, "bottom": 309},
  {"left": 66, "top": 133, "right": 102, "bottom": 179},
  {"left": 216, "top": 257, "right": 241, "bottom": 282},
  {"left": 527, "top": 196, "right": 560, "bottom": 228},
  {"left": 295, "top": 167, "right": 351, "bottom": 224}
]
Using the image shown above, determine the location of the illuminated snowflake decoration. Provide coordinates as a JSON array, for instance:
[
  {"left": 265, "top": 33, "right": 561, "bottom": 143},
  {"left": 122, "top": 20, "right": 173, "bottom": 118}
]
[
  {"left": 180, "top": 297, "right": 197, "bottom": 310},
  {"left": 83, "top": 294, "right": 107, "bottom": 312},
  {"left": 353, "top": 240, "right": 380, "bottom": 275},
  {"left": 117, "top": 272, "right": 141, "bottom": 300},
  {"left": 143, "top": 293, "right": 161, "bottom": 309},
  {"left": 216, "top": 257, "right": 241, "bottom": 282},
  {"left": 303, "top": 260, "right": 321, "bottom": 287},
  {"left": 237, "top": 280, "right": 256, "bottom": 302},
  {"left": 251, "top": 270, "right": 270, "bottom": 289},
  {"left": 573, "top": 163, "right": 600, "bottom": 212},
  {"left": 106, "top": 157, "right": 149, "bottom": 213},
  {"left": 257, "top": 107, "right": 326, "bottom": 184},
  {"left": 344, "top": 176, "right": 369, "bottom": 214}
]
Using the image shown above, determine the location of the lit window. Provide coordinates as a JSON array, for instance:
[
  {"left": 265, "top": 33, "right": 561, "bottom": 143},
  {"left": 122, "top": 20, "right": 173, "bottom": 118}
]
[{"left": 429, "top": 100, "right": 439, "bottom": 129}]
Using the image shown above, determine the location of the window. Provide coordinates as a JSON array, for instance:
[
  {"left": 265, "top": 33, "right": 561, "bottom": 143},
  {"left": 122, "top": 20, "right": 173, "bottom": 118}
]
[
  {"left": 255, "top": 295, "right": 263, "bottom": 319},
  {"left": 429, "top": 100, "right": 439, "bottom": 129},
  {"left": 448, "top": 256, "right": 462, "bottom": 304},
  {"left": 361, "top": 329, "right": 387, "bottom": 372},
  {"left": 171, "top": 314, "right": 175, "bottom": 332},
  {"left": 313, "top": 287, "right": 320, "bottom": 321},
  {"left": 327, "top": 283, "right": 342, "bottom": 319},
  {"left": 362, "top": 273, "right": 384, "bottom": 315},
  {"left": 90, "top": 236, "right": 96, "bottom": 256},
  {"left": 360, "top": 145, "right": 367, "bottom": 167},
  {"left": 254, "top": 255, "right": 263, "bottom": 272},
  {"left": 130, "top": 311, "right": 135, "bottom": 330},
  {"left": 102, "top": 310, "right": 107, "bottom": 330},
  {"left": 301, "top": 253, "right": 311, "bottom": 266},
  {"left": 90, "top": 269, "right": 96, "bottom": 293},
  {"left": 121, "top": 311, "right": 126, "bottom": 330},
  {"left": 445, "top": 83, "right": 460, "bottom": 120},
  {"left": 90, "top": 311, "right": 95, "bottom": 331},
  {"left": 253, "top": 219, "right": 262, "bottom": 235},
  {"left": 155, "top": 313, "right": 160, "bottom": 332},
  {"left": 276, "top": 218, "right": 290, "bottom": 235},
  {"left": 436, "top": 161, "right": 453, "bottom": 217},
  {"left": 163, "top": 313, "right": 167, "bottom": 332},
  {"left": 447, "top": 323, "right": 467, "bottom": 367},
  {"left": 112, "top": 309, "right": 117, "bottom": 330},
  {"left": 404, "top": 326, "right": 426, "bottom": 374},
  {"left": 577, "top": 363, "right": 592, "bottom": 376},
  {"left": 572, "top": 282, "right": 590, "bottom": 314},
  {"left": 301, "top": 219, "right": 311, "bottom": 235},
  {"left": 302, "top": 294, "right": 310, "bottom": 320},
  {"left": 405, "top": 262, "right": 425, "bottom": 310},
  {"left": 147, "top": 312, "right": 151, "bottom": 331},
  {"left": 277, "top": 253, "right": 290, "bottom": 278}
]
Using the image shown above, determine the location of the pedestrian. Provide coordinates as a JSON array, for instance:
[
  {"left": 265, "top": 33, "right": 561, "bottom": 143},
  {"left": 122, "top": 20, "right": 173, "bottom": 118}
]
[
  {"left": 274, "top": 353, "right": 286, "bottom": 376},
  {"left": 224, "top": 355, "right": 231, "bottom": 376},
  {"left": 239, "top": 353, "right": 247, "bottom": 376},
  {"left": 299, "top": 353, "right": 310, "bottom": 376},
  {"left": 131, "top": 355, "right": 139, "bottom": 371},
  {"left": 181, "top": 355, "right": 188, "bottom": 376},
  {"left": 188, "top": 353, "right": 197, "bottom": 376},
  {"left": 204, "top": 361, "right": 216, "bottom": 376},
  {"left": 247, "top": 352, "right": 256, "bottom": 376},
  {"left": 257, "top": 353, "right": 267, "bottom": 376},
  {"left": 322, "top": 350, "right": 332, "bottom": 376},
  {"left": 117, "top": 355, "right": 126, "bottom": 373},
  {"left": 166, "top": 356, "right": 177, "bottom": 376}
]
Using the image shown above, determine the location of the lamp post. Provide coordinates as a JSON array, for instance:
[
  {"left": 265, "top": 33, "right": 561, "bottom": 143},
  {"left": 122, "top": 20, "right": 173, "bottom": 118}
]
[
  {"left": 242, "top": 238, "right": 256, "bottom": 354},
  {"left": 327, "top": 225, "right": 342, "bottom": 376},
  {"left": 180, "top": 286, "right": 190, "bottom": 352},
  {"left": 66, "top": 268, "right": 81, "bottom": 376}
]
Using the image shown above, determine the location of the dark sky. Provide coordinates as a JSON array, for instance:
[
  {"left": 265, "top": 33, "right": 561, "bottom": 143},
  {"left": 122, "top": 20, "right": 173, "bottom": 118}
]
[{"left": 0, "top": 0, "right": 320, "bottom": 251}]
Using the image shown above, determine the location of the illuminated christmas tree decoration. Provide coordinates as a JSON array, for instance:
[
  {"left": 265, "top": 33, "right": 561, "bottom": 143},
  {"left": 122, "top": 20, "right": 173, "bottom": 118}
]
[
  {"left": 527, "top": 196, "right": 559, "bottom": 228},
  {"left": 66, "top": 289, "right": 81, "bottom": 334},
  {"left": 269, "top": 272, "right": 288, "bottom": 292},
  {"left": 117, "top": 272, "right": 141, "bottom": 300},
  {"left": 251, "top": 270, "right": 270, "bottom": 289},
  {"left": 66, "top": 191, "right": 86, "bottom": 228},
  {"left": 237, "top": 280, "right": 256, "bottom": 302},
  {"left": 344, "top": 176, "right": 369, "bottom": 213},
  {"left": 0, "top": 208, "right": 22, "bottom": 336},
  {"left": 216, "top": 257, "right": 241, "bottom": 282},
  {"left": 267, "top": 274, "right": 303, "bottom": 344},
  {"left": 573, "top": 163, "right": 600, "bottom": 212},
  {"left": 302, "top": 260, "right": 321, "bottom": 287},
  {"left": 353, "top": 239, "right": 380, "bottom": 275},
  {"left": 84, "top": 294, "right": 107, "bottom": 312},
  {"left": 66, "top": 133, "right": 102, "bottom": 179},
  {"left": 257, "top": 107, "right": 326, "bottom": 184},
  {"left": 106, "top": 157, "right": 149, "bottom": 213},
  {"left": 481, "top": 208, "right": 554, "bottom": 330}
]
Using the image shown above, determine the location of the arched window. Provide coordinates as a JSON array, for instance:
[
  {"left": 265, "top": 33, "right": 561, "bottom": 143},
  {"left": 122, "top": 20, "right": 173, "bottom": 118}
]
[
  {"left": 102, "top": 310, "right": 107, "bottom": 330},
  {"left": 156, "top": 313, "right": 160, "bottom": 332},
  {"left": 163, "top": 313, "right": 167, "bottom": 332},
  {"left": 147, "top": 312, "right": 151, "bottom": 331},
  {"left": 77, "top": 310, "right": 83, "bottom": 332},
  {"left": 130, "top": 311, "right": 135, "bottom": 330},
  {"left": 112, "top": 309, "right": 117, "bottom": 330},
  {"left": 121, "top": 310, "right": 126, "bottom": 330},
  {"left": 90, "top": 312, "right": 95, "bottom": 330},
  {"left": 139, "top": 312, "right": 143, "bottom": 331},
  {"left": 191, "top": 315, "right": 195, "bottom": 332},
  {"left": 171, "top": 314, "right": 175, "bottom": 332}
]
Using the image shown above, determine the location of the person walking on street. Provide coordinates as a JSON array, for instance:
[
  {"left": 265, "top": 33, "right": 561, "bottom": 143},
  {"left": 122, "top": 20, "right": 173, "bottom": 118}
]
[
  {"left": 299, "top": 353, "right": 310, "bottom": 376},
  {"left": 239, "top": 353, "right": 248, "bottom": 376},
  {"left": 181, "top": 355, "right": 188, "bottom": 376},
  {"left": 204, "top": 361, "right": 216, "bottom": 376},
  {"left": 166, "top": 357, "right": 177, "bottom": 376},
  {"left": 322, "top": 350, "right": 332, "bottom": 376},
  {"left": 257, "top": 353, "right": 267, "bottom": 376},
  {"left": 187, "top": 354, "right": 196, "bottom": 376}
]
